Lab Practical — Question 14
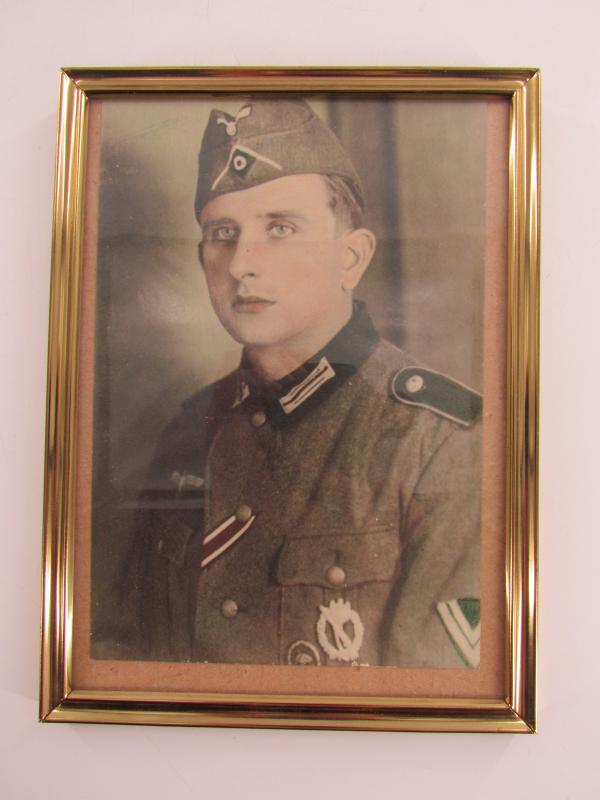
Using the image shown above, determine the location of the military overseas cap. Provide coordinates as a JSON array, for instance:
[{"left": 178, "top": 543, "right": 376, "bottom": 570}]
[{"left": 194, "top": 98, "right": 364, "bottom": 217}]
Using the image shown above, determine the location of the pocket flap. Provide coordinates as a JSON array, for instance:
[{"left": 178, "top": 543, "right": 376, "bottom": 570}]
[{"left": 277, "top": 529, "right": 400, "bottom": 588}]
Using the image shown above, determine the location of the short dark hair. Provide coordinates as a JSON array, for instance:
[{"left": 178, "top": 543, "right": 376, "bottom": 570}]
[{"left": 322, "top": 175, "right": 365, "bottom": 231}]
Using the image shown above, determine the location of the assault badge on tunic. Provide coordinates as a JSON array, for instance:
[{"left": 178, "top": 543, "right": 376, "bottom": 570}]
[{"left": 316, "top": 598, "right": 364, "bottom": 663}]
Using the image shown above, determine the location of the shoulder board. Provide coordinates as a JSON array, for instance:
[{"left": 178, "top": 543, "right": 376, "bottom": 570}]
[{"left": 390, "top": 367, "right": 482, "bottom": 427}]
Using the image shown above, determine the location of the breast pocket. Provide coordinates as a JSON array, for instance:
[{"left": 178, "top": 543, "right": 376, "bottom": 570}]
[{"left": 276, "top": 527, "right": 400, "bottom": 667}]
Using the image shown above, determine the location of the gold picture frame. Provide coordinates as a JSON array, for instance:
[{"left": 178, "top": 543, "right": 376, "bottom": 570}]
[{"left": 40, "top": 67, "right": 539, "bottom": 732}]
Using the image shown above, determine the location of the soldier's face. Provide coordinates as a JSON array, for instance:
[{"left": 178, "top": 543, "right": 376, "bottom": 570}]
[{"left": 199, "top": 174, "right": 357, "bottom": 354}]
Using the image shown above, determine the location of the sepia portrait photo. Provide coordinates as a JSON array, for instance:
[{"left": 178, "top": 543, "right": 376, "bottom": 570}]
[{"left": 83, "top": 91, "right": 496, "bottom": 675}]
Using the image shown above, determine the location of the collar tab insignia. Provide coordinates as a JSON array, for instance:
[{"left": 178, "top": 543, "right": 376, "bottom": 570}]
[
  {"left": 279, "top": 357, "right": 336, "bottom": 415},
  {"left": 231, "top": 381, "right": 250, "bottom": 409}
]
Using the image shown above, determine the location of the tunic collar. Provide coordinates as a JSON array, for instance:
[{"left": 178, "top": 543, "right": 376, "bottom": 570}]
[{"left": 233, "top": 302, "right": 379, "bottom": 423}]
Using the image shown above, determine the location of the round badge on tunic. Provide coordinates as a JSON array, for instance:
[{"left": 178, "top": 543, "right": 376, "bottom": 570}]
[{"left": 287, "top": 640, "right": 321, "bottom": 666}]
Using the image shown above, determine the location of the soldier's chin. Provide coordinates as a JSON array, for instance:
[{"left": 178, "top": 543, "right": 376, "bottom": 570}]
[{"left": 221, "top": 318, "right": 285, "bottom": 349}]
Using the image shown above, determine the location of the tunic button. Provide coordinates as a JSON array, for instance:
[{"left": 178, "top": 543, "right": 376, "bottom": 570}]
[
  {"left": 326, "top": 565, "right": 346, "bottom": 587},
  {"left": 405, "top": 374, "right": 424, "bottom": 393},
  {"left": 221, "top": 599, "right": 239, "bottom": 618},
  {"left": 251, "top": 410, "right": 267, "bottom": 428},
  {"left": 236, "top": 504, "right": 252, "bottom": 523}
]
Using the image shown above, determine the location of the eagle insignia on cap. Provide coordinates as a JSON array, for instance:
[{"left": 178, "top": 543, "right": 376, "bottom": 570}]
[{"left": 215, "top": 104, "right": 252, "bottom": 137}]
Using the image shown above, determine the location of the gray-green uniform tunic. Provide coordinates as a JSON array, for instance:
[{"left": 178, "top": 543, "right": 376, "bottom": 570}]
[{"left": 124, "top": 304, "right": 482, "bottom": 668}]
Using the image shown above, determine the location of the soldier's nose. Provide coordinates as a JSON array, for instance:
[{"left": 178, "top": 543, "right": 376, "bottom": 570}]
[{"left": 228, "top": 241, "right": 261, "bottom": 280}]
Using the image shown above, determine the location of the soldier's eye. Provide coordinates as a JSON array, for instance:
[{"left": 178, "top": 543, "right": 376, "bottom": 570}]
[
  {"left": 211, "top": 226, "right": 238, "bottom": 242},
  {"left": 269, "top": 223, "right": 295, "bottom": 239}
]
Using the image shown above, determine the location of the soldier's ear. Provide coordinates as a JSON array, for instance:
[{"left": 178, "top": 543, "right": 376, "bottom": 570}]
[{"left": 340, "top": 228, "right": 376, "bottom": 291}]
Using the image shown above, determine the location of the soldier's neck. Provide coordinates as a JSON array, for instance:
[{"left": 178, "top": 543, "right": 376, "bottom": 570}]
[{"left": 245, "top": 304, "right": 353, "bottom": 382}]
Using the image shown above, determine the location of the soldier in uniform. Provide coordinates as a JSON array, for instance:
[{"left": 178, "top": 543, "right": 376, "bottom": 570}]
[{"left": 122, "top": 98, "right": 482, "bottom": 669}]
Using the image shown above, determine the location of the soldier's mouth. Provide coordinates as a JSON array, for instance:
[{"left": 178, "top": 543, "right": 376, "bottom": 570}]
[{"left": 232, "top": 296, "right": 276, "bottom": 313}]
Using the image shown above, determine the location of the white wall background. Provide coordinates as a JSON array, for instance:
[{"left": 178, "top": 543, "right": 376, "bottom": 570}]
[{"left": 1, "top": 1, "right": 599, "bottom": 797}]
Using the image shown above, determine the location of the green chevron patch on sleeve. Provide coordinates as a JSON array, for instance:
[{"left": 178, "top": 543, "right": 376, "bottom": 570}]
[
  {"left": 436, "top": 598, "right": 481, "bottom": 668},
  {"left": 457, "top": 597, "right": 480, "bottom": 627}
]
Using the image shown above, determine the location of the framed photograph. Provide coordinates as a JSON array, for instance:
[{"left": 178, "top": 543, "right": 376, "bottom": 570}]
[{"left": 40, "top": 67, "right": 539, "bottom": 732}]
